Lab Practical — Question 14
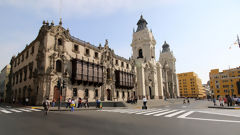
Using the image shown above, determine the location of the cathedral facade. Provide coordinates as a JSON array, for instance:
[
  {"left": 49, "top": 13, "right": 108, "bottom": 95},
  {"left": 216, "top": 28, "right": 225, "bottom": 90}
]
[{"left": 7, "top": 16, "right": 179, "bottom": 105}]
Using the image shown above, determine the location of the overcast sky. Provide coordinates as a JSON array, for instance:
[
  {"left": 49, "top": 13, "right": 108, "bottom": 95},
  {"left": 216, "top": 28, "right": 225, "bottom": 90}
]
[{"left": 0, "top": 0, "right": 240, "bottom": 83}]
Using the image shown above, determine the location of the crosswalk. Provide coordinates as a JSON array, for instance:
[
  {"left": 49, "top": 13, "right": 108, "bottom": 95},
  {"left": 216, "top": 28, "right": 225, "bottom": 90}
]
[
  {"left": 0, "top": 107, "right": 41, "bottom": 114},
  {"left": 98, "top": 108, "right": 194, "bottom": 118},
  {"left": 98, "top": 108, "right": 240, "bottom": 123}
]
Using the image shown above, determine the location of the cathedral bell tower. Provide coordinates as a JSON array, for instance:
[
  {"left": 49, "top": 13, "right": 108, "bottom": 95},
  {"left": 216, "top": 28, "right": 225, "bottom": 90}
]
[{"left": 131, "top": 15, "right": 156, "bottom": 62}]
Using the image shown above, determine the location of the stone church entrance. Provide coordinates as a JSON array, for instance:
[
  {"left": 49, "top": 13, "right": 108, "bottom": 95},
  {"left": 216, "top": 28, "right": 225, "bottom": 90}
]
[{"left": 53, "top": 86, "right": 61, "bottom": 102}]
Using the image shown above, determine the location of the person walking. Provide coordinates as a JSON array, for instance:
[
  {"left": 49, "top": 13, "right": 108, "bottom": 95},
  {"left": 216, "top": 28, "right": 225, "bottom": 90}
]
[
  {"left": 42, "top": 98, "right": 50, "bottom": 116},
  {"left": 25, "top": 97, "right": 29, "bottom": 106},
  {"left": 78, "top": 98, "right": 82, "bottom": 108},
  {"left": 187, "top": 98, "right": 190, "bottom": 104},
  {"left": 219, "top": 96, "right": 224, "bottom": 107},
  {"left": 84, "top": 98, "right": 89, "bottom": 108},
  {"left": 183, "top": 99, "right": 186, "bottom": 104},
  {"left": 142, "top": 96, "right": 147, "bottom": 109},
  {"left": 52, "top": 99, "right": 56, "bottom": 107},
  {"left": 66, "top": 98, "right": 71, "bottom": 108},
  {"left": 213, "top": 97, "right": 216, "bottom": 106},
  {"left": 71, "top": 99, "right": 75, "bottom": 112}
]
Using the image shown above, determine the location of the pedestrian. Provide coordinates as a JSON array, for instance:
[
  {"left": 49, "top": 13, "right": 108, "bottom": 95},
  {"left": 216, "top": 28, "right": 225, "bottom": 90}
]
[
  {"left": 237, "top": 97, "right": 240, "bottom": 106},
  {"left": 78, "top": 98, "right": 82, "bottom": 108},
  {"left": 71, "top": 99, "right": 75, "bottom": 112},
  {"left": 213, "top": 98, "right": 216, "bottom": 106},
  {"left": 187, "top": 98, "right": 190, "bottom": 104},
  {"left": 25, "top": 97, "right": 29, "bottom": 106},
  {"left": 96, "top": 99, "right": 100, "bottom": 108},
  {"left": 52, "top": 99, "right": 56, "bottom": 107},
  {"left": 66, "top": 98, "right": 71, "bottom": 108},
  {"left": 42, "top": 98, "right": 50, "bottom": 116},
  {"left": 183, "top": 99, "right": 186, "bottom": 104},
  {"left": 84, "top": 98, "right": 89, "bottom": 108},
  {"left": 227, "top": 96, "right": 232, "bottom": 106},
  {"left": 142, "top": 96, "right": 147, "bottom": 109},
  {"left": 219, "top": 96, "right": 223, "bottom": 107},
  {"left": 12, "top": 98, "right": 15, "bottom": 104}
]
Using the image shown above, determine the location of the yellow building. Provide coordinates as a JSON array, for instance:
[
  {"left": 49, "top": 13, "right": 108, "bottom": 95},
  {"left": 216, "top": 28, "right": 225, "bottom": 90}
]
[
  {"left": 209, "top": 67, "right": 240, "bottom": 99},
  {"left": 177, "top": 72, "right": 206, "bottom": 98}
]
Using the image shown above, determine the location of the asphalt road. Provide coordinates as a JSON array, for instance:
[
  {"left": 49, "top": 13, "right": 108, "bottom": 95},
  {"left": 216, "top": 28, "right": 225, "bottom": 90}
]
[{"left": 0, "top": 101, "right": 240, "bottom": 135}]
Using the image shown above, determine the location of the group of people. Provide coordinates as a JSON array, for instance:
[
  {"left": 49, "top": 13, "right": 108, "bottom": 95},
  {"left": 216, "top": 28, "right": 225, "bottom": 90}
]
[
  {"left": 127, "top": 96, "right": 138, "bottom": 104},
  {"left": 183, "top": 98, "right": 190, "bottom": 104},
  {"left": 65, "top": 98, "right": 90, "bottom": 111},
  {"left": 213, "top": 96, "right": 240, "bottom": 106}
]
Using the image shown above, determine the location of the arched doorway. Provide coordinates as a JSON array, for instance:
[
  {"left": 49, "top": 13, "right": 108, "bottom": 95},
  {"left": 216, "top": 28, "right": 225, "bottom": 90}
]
[
  {"left": 53, "top": 86, "right": 61, "bottom": 102},
  {"left": 149, "top": 86, "right": 153, "bottom": 99},
  {"left": 107, "top": 89, "right": 111, "bottom": 100}
]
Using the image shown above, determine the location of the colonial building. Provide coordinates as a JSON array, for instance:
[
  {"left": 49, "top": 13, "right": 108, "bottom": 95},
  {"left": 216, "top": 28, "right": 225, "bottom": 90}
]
[
  {"left": 177, "top": 72, "right": 206, "bottom": 98},
  {"left": 209, "top": 67, "right": 240, "bottom": 99},
  {"left": 0, "top": 65, "right": 11, "bottom": 102},
  {"left": 8, "top": 16, "right": 179, "bottom": 105}
]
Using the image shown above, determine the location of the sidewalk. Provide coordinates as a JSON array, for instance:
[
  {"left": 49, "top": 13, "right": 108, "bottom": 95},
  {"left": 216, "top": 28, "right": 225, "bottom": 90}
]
[
  {"left": 208, "top": 106, "right": 240, "bottom": 110},
  {"left": 32, "top": 106, "right": 101, "bottom": 111}
]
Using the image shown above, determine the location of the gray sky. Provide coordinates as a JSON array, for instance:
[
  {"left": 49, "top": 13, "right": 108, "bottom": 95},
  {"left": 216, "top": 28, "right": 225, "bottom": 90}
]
[{"left": 0, "top": 0, "right": 240, "bottom": 83}]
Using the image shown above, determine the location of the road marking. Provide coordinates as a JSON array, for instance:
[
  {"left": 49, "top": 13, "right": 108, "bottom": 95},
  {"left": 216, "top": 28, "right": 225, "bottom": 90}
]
[
  {"left": 135, "top": 109, "right": 160, "bottom": 114},
  {"left": 30, "top": 109, "right": 41, "bottom": 111},
  {"left": 165, "top": 110, "right": 186, "bottom": 117},
  {"left": 183, "top": 117, "right": 240, "bottom": 123},
  {"left": 144, "top": 109, "right": 168, "bottom": 115},
  {"left": 196, "top": 111, "right": 240, "bottom": 118},
  {"left": 0, "top": 110, "right": 12, "bottom": 114},
  {"left": 177, "top": 111, "right": 194, "bottom": 118},
  {"left": 154, "top": 110, "right": 177, "bottom": 116},
  {"left": 9, "top": 109, "right": 22, "bottom": 112},
  {"left": 18, "top": 109, "right": 32, "bottom": 112}
]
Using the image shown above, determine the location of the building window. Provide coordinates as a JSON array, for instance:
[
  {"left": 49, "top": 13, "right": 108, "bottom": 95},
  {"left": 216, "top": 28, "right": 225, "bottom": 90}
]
[
  {"left": 85, "top": 89, "right": 89, "bottom": 98},
  {"left": 20, "top": 70, "right": 22, "bottom": 83},
  {"left": 122, "top": 91, "right": 125, "bottom": 98},
  {"left": 85, "top": 49, "right": 89, "bottom": 55},
  {"left": 94, "top": 52, "right": 98, "bottom": 58},
  {"left": 73, "top": 88, "right": 77, "bottom": 97},
  {"left": 121, "top": 62, "right": 124, "bottom": 67},
  {"left": 138, "top": 49, "right": 143, "bottom": 58},
  {"left": 56, "top": 60, "right": 62, "bottom": 72},
  {"left": 115, "top": 60, "right": 118, "bottom": 65},
  {"left": 126, "top": 64, "right": 129, "bottom": 69},
  {"left": 22, "top": 54, "right": 24, "bottom": 62},
  {"left": 58, "top": 38, "right": 62, "bottom": 45},
  {"left": 74, "top": 44, "right": 79, "bottom": 52},
  {"left": 95, "top": 89, "right": 98, "bottom": 97}
]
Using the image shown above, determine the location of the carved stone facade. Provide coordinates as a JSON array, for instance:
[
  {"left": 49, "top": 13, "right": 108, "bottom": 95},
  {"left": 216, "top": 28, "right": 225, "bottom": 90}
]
[
  {"left": 159, "top": 41, "right": 179, "bottom": 98},
  {"left": 8, "top": 16, "right": 179, "bottom": 105}
]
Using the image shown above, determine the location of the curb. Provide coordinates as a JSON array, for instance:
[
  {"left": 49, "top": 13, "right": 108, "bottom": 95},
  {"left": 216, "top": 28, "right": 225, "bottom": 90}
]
[{"left": 208, "top": 106, "right": 240, "bottom": 110}]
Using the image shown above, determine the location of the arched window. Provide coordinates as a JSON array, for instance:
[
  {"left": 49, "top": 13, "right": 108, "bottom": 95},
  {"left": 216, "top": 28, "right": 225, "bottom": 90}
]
[
  {"left": 138, "top": 49, "right": 143, "bottom": 58},
  {"left": 56, "top": 60, "right": 62, "bottom": 72},
  {"left": 85, "top": 89, "right": 89, "bottom": 97},
  {"left": 58, "top": 38, "right": 62, "bottom": 46}
]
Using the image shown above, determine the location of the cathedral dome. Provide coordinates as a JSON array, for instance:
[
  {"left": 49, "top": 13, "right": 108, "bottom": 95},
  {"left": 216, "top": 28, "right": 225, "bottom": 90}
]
[
  {"left": 162, "top": 41, "right": 170, "bottom": 53},
  {"left": 136, "top": 15, "right": 148, "bottom": 32}
]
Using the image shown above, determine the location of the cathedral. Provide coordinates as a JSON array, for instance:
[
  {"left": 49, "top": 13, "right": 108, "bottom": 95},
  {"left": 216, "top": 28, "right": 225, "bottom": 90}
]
[{"left": 7, "top": 16, "right": 179, "bottom": 105}]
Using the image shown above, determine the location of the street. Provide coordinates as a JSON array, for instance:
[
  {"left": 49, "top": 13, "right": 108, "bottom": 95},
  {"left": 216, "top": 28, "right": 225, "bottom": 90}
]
[{"left": 0, "top": 101, "right": 240, "bottom": 135}]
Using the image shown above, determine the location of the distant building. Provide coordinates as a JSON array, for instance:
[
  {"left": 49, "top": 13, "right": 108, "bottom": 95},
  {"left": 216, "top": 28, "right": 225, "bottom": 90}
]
[
  {"left": 177, "top": 72, "right": 206, "bottom": 98},
  {"left": 0, "top": 65, "right": 11, "bottom": 102},
  {"left": 202, "top": 83, "right": 212, "bottom": 99},
  {"left": 209, "top": 67, "right": 240, "bottom": 99}
]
